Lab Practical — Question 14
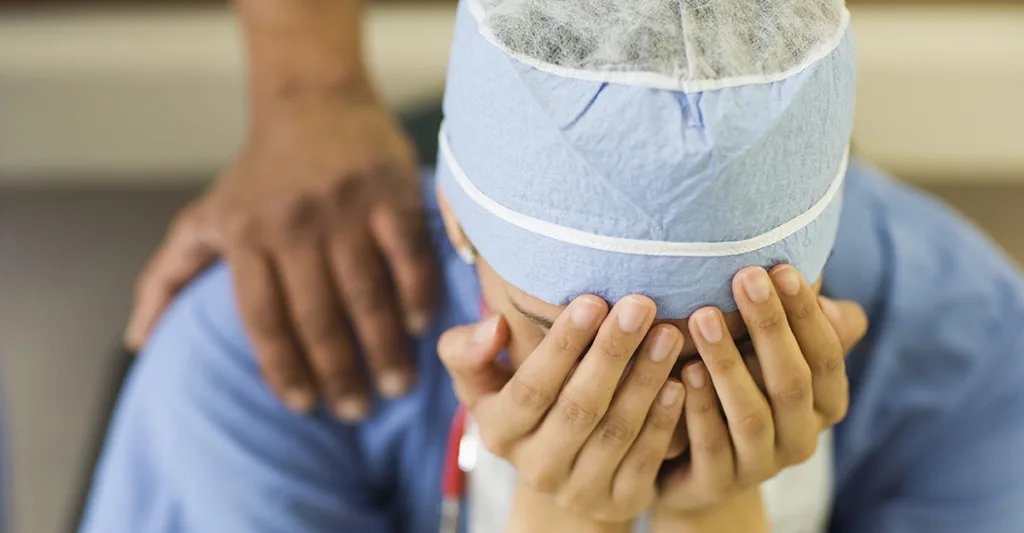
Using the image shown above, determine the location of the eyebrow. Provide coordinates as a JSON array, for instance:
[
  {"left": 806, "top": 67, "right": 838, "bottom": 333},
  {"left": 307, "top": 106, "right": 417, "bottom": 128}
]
[{"left": 508, "top": 297, "right": 556, "bottom": 329}]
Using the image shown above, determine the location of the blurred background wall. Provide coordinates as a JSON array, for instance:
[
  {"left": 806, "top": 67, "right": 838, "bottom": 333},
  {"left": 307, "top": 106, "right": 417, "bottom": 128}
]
[{"left": 0, "top": 1, "right": 1022, "bottom": 532}]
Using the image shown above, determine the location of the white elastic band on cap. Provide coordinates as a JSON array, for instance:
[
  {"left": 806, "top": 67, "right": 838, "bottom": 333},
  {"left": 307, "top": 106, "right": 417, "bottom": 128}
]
[
  {"left": 467, "top": 0, "right": 851, "bottom": 93},
  {"left": 439, "top": 123, "right": 849, "bottom": 258}
]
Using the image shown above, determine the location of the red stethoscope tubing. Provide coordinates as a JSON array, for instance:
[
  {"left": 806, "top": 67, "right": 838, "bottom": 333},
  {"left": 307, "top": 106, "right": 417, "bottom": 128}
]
[
  {"left": 440, "top": 300, "right": 488, "bottom": 533},
  {"left": 440, "top": 405, "right": 468, "bottom": 533}
]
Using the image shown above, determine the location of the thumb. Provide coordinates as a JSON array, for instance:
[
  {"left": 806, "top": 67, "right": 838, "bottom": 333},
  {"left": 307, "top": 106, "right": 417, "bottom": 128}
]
[
  {"left": 437, "top": 314, "right": 511, "bottom": 407},
  {"left": 124, "top": 215, "right": 218, "bottom": 351},
  {"left": 818, "top": 296, "right": 869, "bottom": 353}
]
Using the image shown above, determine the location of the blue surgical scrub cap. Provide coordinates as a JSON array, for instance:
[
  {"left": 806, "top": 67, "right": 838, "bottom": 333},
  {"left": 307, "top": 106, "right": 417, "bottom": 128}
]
[{"left": 437, "top": 0, "right": 857, "bottom": 318}]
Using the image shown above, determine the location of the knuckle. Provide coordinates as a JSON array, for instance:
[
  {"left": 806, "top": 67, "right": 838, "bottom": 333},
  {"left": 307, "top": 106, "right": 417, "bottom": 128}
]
[
  {"left": 436, "top": 330, "right": 460, "bottom": 361},
  {"left": 270, "top": 194, "right": 319, "bottom": 234},
  {"left": 629, "top": 366, "right": 660, "bottom": 388},
  {"left": 344, "top": 276, "right": 390, "bottom": 315},
  {"left": 705, "top": 352, "right": 739, "bottom": 374},
  {"left": 326, "top": 174, "right": 367, "bottom": 208},
  {"left": 742, "top": 461, "right": 778, "bottom": 486},
  {"left": 590, "top": 508, "right": 617, "bottom": 523},
  {"left": 649, "top": 406, "right": 679, "bottom": 431},
  {"left": 222, "top": 211, "right": 260, "bottom": 244},
  {"left": 822, "top": 393, "right": 850, "bottom": 427},
  {"left": 628, "top": 448, "right": 662, "bottom": 477},
  {"left": 294, "top": 305, "right": 342, "bottom": 344},
  {"left": 478, "top": 427, "right": 512, "bottom": 458},
  {"left": 813, "top": 350, "right": 846, "bottom": 377},
  {"left": 706, "top": 477, "right": 734, "bottom": 502},
  {"left": 695, "top": 433, "right": 731, "bottom": 457},
  {"left": 508, "top": 374, "right": 556, "bottom": 411},
  {"left": 770, "top": 374, "right": 812, "bottom": 408},
  {"left": 785, "top": 436, "right": 819, "bottom": 465},
  {"left": 559, "top": 397, "right": 600, "bottom": 428},
  {"left": 595, "top": 415, "right": 638, "bottom": 448},
  {"left": 691, "top": 395, "right": 719, "bottom": 415},
  {"left": 787, "top": 301, "right": 816, "bottom": 323},
  {"left": 551, "top": 331, "right": 580, "bottom": 356},
  {"left": 596, "top": 335, "right": 632, "bottom": 362},
  {"left": 752, "top": 310, "right": 786, "bottom": 335},
  {"left": 735, "top": 410, "right": 771, "bottom": 440},
  {"left": 521, "top": 466, "right": 560, "bottom": 495},
  {"left": 390, "top": 208, "right": 434, "bottom": 258},
  {"left": 554, "top": 486, "right": 593, "bottom": 513}
]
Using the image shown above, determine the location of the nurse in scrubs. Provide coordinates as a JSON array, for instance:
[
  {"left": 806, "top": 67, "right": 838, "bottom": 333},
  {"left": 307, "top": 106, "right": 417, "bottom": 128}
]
[{"left": 81, "top": 0, "right": 1024, "bottom": 532}]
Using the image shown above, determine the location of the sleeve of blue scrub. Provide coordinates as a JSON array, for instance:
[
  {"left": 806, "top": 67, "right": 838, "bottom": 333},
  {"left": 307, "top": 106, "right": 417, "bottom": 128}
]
[
  {"left": 828, "top": 166, "right": 1024, "bottom": 533},
  {"left": 78, "top": 265, "right": 395, "bottom": 533}
]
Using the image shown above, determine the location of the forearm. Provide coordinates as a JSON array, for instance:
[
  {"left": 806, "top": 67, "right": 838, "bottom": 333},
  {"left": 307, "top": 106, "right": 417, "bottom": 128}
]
[
  {"left": 507, "top": 483, "right": 633, "bottom": 533},
  {"left": 234, "top": 0, "right": 373, "bottom": 120},
  {"left": 651, "top": 488, "right": 769, "bottom": 533}
]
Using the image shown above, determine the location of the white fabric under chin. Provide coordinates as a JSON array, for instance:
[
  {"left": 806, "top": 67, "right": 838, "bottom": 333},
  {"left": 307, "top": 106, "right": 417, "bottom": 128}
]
[{"left": 465, "top": 421, "right": 835, "bottom": 533}]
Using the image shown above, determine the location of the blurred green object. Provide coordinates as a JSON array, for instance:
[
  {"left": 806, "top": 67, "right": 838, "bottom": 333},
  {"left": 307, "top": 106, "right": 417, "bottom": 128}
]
[{"left": 399, "top": 102, "right": 444, "bottom": 167}]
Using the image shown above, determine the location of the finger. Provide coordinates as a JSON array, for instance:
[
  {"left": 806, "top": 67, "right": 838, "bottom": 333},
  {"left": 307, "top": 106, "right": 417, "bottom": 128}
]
[
  {"left": 666, "top": 414, "right": 689, "bottom": 459},
  {"left": 518, "top": 296, "right": 656, "bottom": 484},
  {"left": 437, "top": 315, "right": 512, "bottom": 408},
  {"left": 770, "top": 265, "right": 849, "bottom": 425},
  {"left": 689, "top": 307, "right": 775, "bottom": 484},
  {"left": 818, "top": 296, "right": 868, "bottom": 353},
  {"left": 331, "top": 232, "right": 414, "bottom": 398},
  {"left": 612, "top": 380, "right": 685, "bottom": 506},
  {"left": 568, "top": 325, "right": 682, "bottom": 499},
  {"left": 125, "top": 215, "right": 217, "bottom": 350},
  {"left": 676, "top": 362, "right": 736, "bottom": 504},
  {"left": 371, "top": 201, "right": 438, "bottom": 336},
  {"left": 482, "top": 296, "right": 607, "bottom": 456},
  {"left": 734, "top": 267, "right": 817, "bottom": 465},
  {"left": 273, "top": 238, "right": 370, "bottom": 422},
  {"left": 228, "top": 246, "right": 318, "bottom": 414}
]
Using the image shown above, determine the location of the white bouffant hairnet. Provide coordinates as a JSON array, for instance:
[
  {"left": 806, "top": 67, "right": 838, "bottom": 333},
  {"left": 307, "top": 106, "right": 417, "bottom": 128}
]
[{"left": 469, "top": 0, "right": 849, "bottom": 91}]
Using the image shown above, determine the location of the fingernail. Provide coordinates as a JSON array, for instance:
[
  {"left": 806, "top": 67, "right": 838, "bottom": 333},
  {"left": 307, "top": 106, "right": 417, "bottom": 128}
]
[
  {"left": 684, "top": 362, "right": 707, "bottom": 390},
  {"left": 335, "top": 396, "right": 370, "bottom": 422},
  {"left": 773, "top": 267, "right": 802, "bottom": 296},
  {"left": 617, "top": 297, "right": 651, "bottom": 333},
  {"left": 405, "top": 312, "right": 431, "bottom": 336},
  {"left": 649, "top": 327, "right": 680, "bottom": 362},
  {"left": 284, "top": 388, "right": 316, "bottom": 414},
  {"left": 474, "top": 315, "right": 499, "bottom": 343},
  {"left": 570, "top": 299, "right": 602, "bottom": 329},
  {"left": 659, "top": 381, "right": 683, "bottom": 406},
  {"left": 818, "top": 296, "right": 841, "bottom": 323},
  {"left": 742, "top": 268, "right": 771, "bottom": 303},
  {"left": 378, "top": 369, "right": 414, "bottom": 398},
  {"left": 694, "top": 309, "right": 722, "bottom": 344}
]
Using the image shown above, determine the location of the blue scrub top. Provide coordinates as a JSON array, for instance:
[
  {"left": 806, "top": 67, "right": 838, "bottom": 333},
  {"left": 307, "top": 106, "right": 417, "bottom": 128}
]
[{"left": 80, "top": 162, "right": 1024, "bottom": 533}]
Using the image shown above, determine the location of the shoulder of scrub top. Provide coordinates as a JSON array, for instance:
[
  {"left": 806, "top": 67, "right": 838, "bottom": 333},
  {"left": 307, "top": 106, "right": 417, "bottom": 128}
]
[
  {"left": 80, "top": 170, "right": 478, "bottom": 533},
  {"left": 825, "top": 161, "right": 1024, "bottom": 532}
]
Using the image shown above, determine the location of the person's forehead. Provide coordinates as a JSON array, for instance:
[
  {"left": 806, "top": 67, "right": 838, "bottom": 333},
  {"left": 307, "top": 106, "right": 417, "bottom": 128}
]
[{"left": 505, "top": 276, "right": 823, "bottom": 355}]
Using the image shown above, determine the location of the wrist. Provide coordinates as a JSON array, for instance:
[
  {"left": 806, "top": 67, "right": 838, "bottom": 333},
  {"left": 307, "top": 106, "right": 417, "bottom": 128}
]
[
  {"left": 508, "top": 483, "right": 633, "bottom": 533},
  {"left": 236, "top": 0, "right": 375, "bottom": 118},
  {"left": 652, "top": 488, "right": 768, "bottom": 533}
]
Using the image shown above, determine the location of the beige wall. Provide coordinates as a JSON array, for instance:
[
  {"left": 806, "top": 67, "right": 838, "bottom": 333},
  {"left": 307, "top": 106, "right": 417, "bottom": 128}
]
[{"left": 1, "top": 4, "right": 1022, "bottom": 533}]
